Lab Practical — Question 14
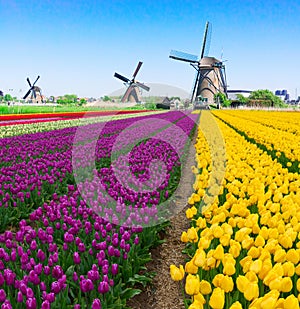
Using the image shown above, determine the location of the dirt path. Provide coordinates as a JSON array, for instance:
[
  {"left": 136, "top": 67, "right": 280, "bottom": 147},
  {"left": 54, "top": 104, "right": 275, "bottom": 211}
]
[{"left": 127, "top": 132, "right": 197, "bottom": 309}]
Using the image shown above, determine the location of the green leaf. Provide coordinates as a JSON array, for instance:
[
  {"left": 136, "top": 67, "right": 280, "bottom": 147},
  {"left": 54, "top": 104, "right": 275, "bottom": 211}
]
[
  {"left": 128, "top": 274, "right": 152, "bottom": 287},
  {"left": 120, "top": 288, "right": 142, "bottom": 300}
]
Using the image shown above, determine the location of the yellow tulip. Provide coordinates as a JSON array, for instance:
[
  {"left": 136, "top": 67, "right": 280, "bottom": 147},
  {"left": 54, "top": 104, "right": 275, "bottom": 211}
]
[
  {"left": 181, "top": 231, "right": 189, "bottom": 242},
  {"left": 250, "top": 259, "right": 263, "bottom": 274},
  {"left": 242, "top": 236, "right": 254, "bottom": 249},
  {"left": 187, "top": 227, "right": 199, "bottom": 243},
  {"left": 185, "top": 274, "right": 200, "bottom": 295},
  {"left": 229, "top": 243, "right": 241, "bottom": 258},
  {"left": 212, "top": 274, "right": 224, "bottom": 287},
  {"left": 274, "top": 249, "right": 286, "bottom": 263},
  {"left": 213, "top": 244, "right": 224, "bottom": 260},
  {"left": 170, "top": 264, "right": 185, "bottom": 281},
  {"left": 260, "top": 291, "right": 280, "bottom": 308},
  {"left": 223, "top": 261, "right": 236, "bottom": 276},
  {"left": 213, "top": 225, "right": 224, "bottom": 238},
  {"left": 185, "top": 260, "right": 198, "bottom": 274},
  {"left": 259, "top": 226, "right": 269, "bottom": 240},
  {"left": 198, "top": 236, "right": 211, "bottom": 249},
  {"left": 248, "top": 246, "right": 260, "bottom": 259},
  {"left": 249, "top": 298, "right": 263, "bottom": 309},
  {"left": 245, "top": 271, "right": 258, "bottom": 283},
  {"left": 188, "top": 300, "right": 204, "bottom": 309},
  {"left": 254, "top": 235, "right": 265, "bottom": 247},
  {"left": 284, "top": 295, "right": 299, "bottom": 309},
  {"left": 194, "top": 249, "right": 206, "bottom": 267},
  {"left": 186, "top": 207, "right": 197, "bottom": 219},
  {"left": 196, "top": 217, "right": 207, "bottom": 229},
  {"left": 269, "top": 277, "right": 282, "bottom": 290},
  {"left": 236, "top": 275, "right": 250, "bottom": 293},
  {"left": 194, "top": 292, "right": 206, "bottom": 304},
  {"left": 220, "top": 234, "right": 231, "bottom": 246},
  {"left": 199, "top": 280, "right": 212, "bottom": 295},
  {"left": 295, "top": 263, "right": 300, "bottom": 275},
  {"left": 286, "top": 248, "right": 299, "bottom": 264},
  {"left": 297, "top": 278, "right": 300, "bottom": 292},
  {"left": 258, "top": 260, "right": 272, "bottom": 282},
  {"left": 280, "top": 277, "right": 293, "bottom": 293},
  {"left": 229, "top": 301, "right": 242, "bottom": 309},
  {"left": 219, "top": 275, "right": 234, "bottom": 293},
  {"left": 244, "top": 282, "right": 259, "bottom": 301},
  {"left": 282, "top": 261, "right": 295, "bottom": 277},
  {"left": 209, "top": 287, "right": 225, "bottom": 309},
  {"left": 278, "top": 235, "right": 293, "bottom": 249}
]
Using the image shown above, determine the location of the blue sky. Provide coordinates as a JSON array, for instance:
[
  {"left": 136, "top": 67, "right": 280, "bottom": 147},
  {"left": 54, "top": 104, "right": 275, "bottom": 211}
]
[{"left": 1, "top": 0, "right": 300, "bottom": 99}]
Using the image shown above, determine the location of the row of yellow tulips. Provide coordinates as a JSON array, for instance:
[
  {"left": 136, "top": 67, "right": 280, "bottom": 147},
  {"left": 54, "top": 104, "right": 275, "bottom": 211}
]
[
  {"left": 212, "top": 110, "right": 300, "bottom": 164},
  {"left": 170, "top": 111, "right": 300, "bottom": 308}
]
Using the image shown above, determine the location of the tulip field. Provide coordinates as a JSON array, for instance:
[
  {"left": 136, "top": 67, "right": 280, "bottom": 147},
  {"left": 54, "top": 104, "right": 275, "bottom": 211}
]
[
  {"left": 2, "top": 109, "right": 300, "bottom": 309},
  {"left": 171, "top": 110, "right": 300, "bottom": 309},
  {"left": 0, "top": 109, "right": 197, "bottom": 309}
]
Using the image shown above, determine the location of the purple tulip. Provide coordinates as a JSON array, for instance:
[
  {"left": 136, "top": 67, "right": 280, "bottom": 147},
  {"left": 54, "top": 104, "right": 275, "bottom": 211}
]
[
  {"left": 26, "top": 297, "right": 37, "bottom": 309},
  {"left": 41, "top": 300, "right": 51, "bottom": 309},
  {"left": 17, "top": 291, "right": 23, "bottom": 302},
  {"left": 46, "top": 292, "right": 55, "bottom": 303},
  {"left": 73, "top": 272, "right": 78, "bottom": 282},
  {"left": 44, "top": 266, "right": 50, "bottom": 275},
  {"left": 40, "top": 281, "right": 46, "bottom": 291},
  {"left": 0, "top": 289, "right": 6, "bottom": 302},
  {"left": 51, "top": 281, "right": 61, "bottom": 294},
  {"left": 3, "top": 269, "right": 15, "bottom": 286},
  {"left": 26, "top": 287, "right": 34, "bottom": 298},
  {"left": 73, "top": 252, "right": 81, "bottom": 264},
  {"left": 80, "top": 279, "right": 94, "bottom": 293},
  {"left": 110, "top": 264, "right": 118, "bottom": 276},
  {"left": 1, "top": 300, "right": 12, "bottom": 309},
  {"left": 92, "top": 299, "right": 102, "bottom": 309},
  {"left": 52, "top": 265, "right": 63, "bottom": 279},
  {"left": 98, "top": 281, "right": 110, "bottom": 294}
]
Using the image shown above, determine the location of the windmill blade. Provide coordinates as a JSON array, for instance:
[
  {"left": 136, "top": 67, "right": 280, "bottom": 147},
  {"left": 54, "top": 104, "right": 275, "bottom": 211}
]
[
  {"left": 132, "top": 61, "right": 143, "bottom": 79},
  {"left": 121, "top": 85, "right": 134, "bottom": 103},
  {"left": 114, "top": 72, "right": 130, "bottom": 83},
  {"left": 169, "top": 50, "right": 198, "bottom": 63},
  {"left": 191, "top": 70, "right": 201, "bottom": 103},
  {"left": 32, "top": 75, "right": 40, "bottom": 86},
  {"left": 27, "top": 78, "right": 32, "bottom": 87},
  {"left": 23, "top": 89, "right": 32, "bottom": 100},
  {"left": 135, "top": 81, "right": 150, "bottom": 92},
  {"left": 200, "top": 21, "right": 212, "bottom": 59},
  {"left": 33, "top": 88, "right": 37, "bottom": 99}
]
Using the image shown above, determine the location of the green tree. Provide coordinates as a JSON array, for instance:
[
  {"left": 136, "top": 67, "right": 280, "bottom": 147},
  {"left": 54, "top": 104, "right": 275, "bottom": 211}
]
[
  {"left": 248, "top": 89, "right": 285, "bottom": 107},
  {"left": 236, "top": 94, "right": 249, "bottom": 104},
  {"left": 103, "top": 95, "right": 111, "bottom": 102},
  {"left": 214, "top": 92, "right": 231, "bottom": 107},
  {"left": 56, "top": 94, "right": 78, "bottom": 104},
  {"left": 79, "top": 98, "right": 87, "bottom": 106},
  {"left": 4, "top": 94, "right": 13, "bottom": 102}
]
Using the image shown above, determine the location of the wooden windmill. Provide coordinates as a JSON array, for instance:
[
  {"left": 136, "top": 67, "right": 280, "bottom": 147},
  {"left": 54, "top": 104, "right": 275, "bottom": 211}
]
[
  {"left": 169, "top": 21, "right": 227, "bottom": 106},
  {"left": 114, "top": 61, "right": 150, "bottom": 103},
  {"left": 23, "top": 76, "right": 44, "bottom": 103}
]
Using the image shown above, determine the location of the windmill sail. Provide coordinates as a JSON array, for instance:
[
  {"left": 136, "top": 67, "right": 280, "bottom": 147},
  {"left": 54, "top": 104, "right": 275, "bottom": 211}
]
[
  {"left": 114, "top": 61, "right": 150, "bottom": 103},
  {"left": 169, "top": 50, "right": 198, "bottom": 63}
]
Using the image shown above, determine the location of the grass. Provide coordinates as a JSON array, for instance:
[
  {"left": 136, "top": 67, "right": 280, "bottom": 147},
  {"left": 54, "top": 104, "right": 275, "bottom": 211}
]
[{"left": 0, "top": 103, "right": 157, "bottom": 115}]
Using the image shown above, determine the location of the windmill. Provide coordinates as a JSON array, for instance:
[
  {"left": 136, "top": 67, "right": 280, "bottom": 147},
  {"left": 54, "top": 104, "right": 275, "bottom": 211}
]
[
  {"left": 114, "top": 61, "right": 150, "bottom": 103},
  {"left": 169, "top": 21, "right": 227, "bottom": 107},
  {"left": 23, "top": 76, "right": 43, "bottom": 103}
]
